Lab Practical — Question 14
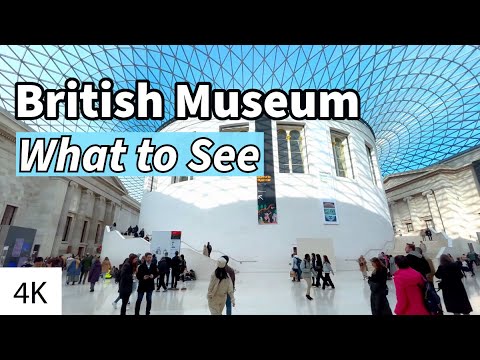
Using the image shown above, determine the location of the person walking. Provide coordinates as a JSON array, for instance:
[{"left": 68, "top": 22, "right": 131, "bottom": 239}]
[
  {"left": 419, "top": 241, "right": 427, "bottom": 255},
  {"left": 419, "top": 229, "right": 426, "bottom": 242},
  {"left": 435, "top": 254, "right": 472, "bottom": 315},
  {"left": 358, "top": 255, "right": 368, "bottom": 280},
  {"left": 203, "top": 245, "right": 209, "bottom": 256},
  {"left": 300, "top": 254, "right": 317, "bottom": 300},
  {"left": 79, "top": 254, "right": 92, "bottom": 284},
  {"left": 405, "top": 243, "right": 430, "bottom": 278},
  {"left": 322, "top": 255, "right": 335, "bottom": 289},
  {"left": 207, "top": 258, "right": 235, "bottom": 315},
  {"left": 221, "top": 255, "right": 236, "bottom": 315},
  {"left": 292, "top": 254, "right": 302, "bottom": 282},
  {"left": 66, "top": 256, "right": 81, "bottom": 285},
  {"left": 156, "top": 253, "right": 171, "bottom": 292},
  {"left": 88, "top": 257, "right": 102, "bottom": 292},
  {"left": 179, "top": 254, "right": 187, "bottom": 290},
  {"left": 134, "top": 252, "right": 158, "bottom": 316},
  {"left": 119, "top": 254, "right": 138, "bottom": 315},
  {"left": 170, "top": 251, "right": 181, "bottom": 290},
  {"left": 466, "top": 250, "right": 476, "bottom": 276},
  {"left": 112, "top": 258, "right": 128, "bottom": 309},
  {"left": 311, "top": 253, "right": 317, "bottom": 285},
  {"left": 207, "top": 242, "right": 212, "bottom": 257},
  {"left": 392, "top": 255, "right": 429, "bottom": 315},
  {"left": 425, "top": 228, "right": 432, "bottom": 241},
  {"left": 314, "top": 254, "right": 324, "bottom": 287},
  {"left": 368, "top": 257, "right": 392, "bottom": 315},
  {"left": 101, "top": 257, "right": 111, "bottom": 279}
]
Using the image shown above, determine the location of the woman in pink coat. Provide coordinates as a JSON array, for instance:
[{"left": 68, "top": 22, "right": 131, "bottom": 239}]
[{"left": 393, "top": 255, "right": 429, "bottom": 315}]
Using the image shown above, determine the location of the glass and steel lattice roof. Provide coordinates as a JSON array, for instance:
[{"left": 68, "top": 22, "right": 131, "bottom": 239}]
[{"left": 0, "top": 45, "right": 479, "bottom": 202}]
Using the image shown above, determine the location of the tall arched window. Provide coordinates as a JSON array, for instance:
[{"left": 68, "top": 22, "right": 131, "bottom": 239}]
[{"left": 277, "top": 127, "right": 306, "bottom": 174}]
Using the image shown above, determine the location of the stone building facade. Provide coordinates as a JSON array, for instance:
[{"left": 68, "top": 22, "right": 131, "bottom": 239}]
[
  {"left": 0, "top": 108, "right": 140, "bottom": 258},
  {"left": 384, "top": 146, "right": 480, "bottom": 242}
]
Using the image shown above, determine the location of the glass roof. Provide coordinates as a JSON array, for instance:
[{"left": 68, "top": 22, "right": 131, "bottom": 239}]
[{"left": 0, "top": 45, "right": 479, "bottom": 202}]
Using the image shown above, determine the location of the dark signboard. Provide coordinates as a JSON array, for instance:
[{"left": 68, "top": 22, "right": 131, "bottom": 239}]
[{"left": 256, "top": 117, "right": 278, "bottom": 224}]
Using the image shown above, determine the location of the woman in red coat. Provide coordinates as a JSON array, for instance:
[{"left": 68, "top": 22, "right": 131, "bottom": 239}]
[{"left": 393, "top": 255, "right": 429, "bottom": 315}]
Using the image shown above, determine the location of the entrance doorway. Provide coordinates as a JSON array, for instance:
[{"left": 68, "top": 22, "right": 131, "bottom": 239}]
[{"left": 78, "top": 247, "right": 85, "bottom": 257}]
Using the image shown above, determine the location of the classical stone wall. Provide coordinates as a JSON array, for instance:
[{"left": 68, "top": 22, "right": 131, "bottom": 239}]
[
  {"left": 0, "top": 109, "right": 141, "bottom": 258},
  {"left": 385, "top": 148, "right": 480, "bottom": 242}
]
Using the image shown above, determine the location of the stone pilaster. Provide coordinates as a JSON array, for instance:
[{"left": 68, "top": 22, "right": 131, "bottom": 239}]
[
  {"left": 388, "top": 200, "right": 402, "bottom": 233},
  {"left": 402, "top": 196, "right": 417, "bottom": 231},
  {"left": 433, "top": 187, "right": 466, "bottom": 238},
  {"left": 51, "top": 181, "right": 79, "bottom": 255},
  {"left": 33, "top": 177, "right": 69, "bottom": 257},
  {"left": 422, "top": 190, "right": 444, "bottom": 232}
]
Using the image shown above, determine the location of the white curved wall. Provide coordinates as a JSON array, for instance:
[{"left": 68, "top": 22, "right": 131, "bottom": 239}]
[{"left": 139, "top": 118, "right": 393, "bottom": 271}]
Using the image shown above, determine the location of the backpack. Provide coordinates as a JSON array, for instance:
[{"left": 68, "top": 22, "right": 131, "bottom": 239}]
[
  {"left": 424, "top": 281, "right": 443, "bottom": 315},
  {"left": 296, "top": 257, "right": 302, "bottom": 269}
]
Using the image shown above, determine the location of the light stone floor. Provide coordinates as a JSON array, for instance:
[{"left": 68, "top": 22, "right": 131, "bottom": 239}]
[{"left": 62, "top": 271, "right": 480, "bottom": 315}]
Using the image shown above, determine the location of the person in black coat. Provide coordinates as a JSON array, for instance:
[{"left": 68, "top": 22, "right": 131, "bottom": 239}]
[
  {"left": 405, "top": 243, "right": 430, "bottom": 277},
  {"left": 170, "top": 251, "right": 181, "bottom": 289},
  {"left": 435, "top": 254, "right": 472, "bottom": 315},
  {"left": 135, "top": 252, "right": 158, "bottom": 315},
  {"left": 314, "top": 254, "right": 324, "bottom": 287},
  {"left": 368, "top": 257, "right": 392, "bottom": 316},
  {"left": 156, "top": 253, "right": 171, "bottom": 291},
  {"left": 119, "top": 254, "right": 138, "bottom": 315}
]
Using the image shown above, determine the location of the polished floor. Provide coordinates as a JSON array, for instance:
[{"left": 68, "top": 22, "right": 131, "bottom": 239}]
[{"left": 62, "top": 271, "right": 480, "bottom": 315}]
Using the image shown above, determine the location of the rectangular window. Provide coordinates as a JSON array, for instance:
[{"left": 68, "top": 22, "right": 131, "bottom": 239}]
[
  {"left": 171, "top": 176, "right": 194, "bottom": 184},
  {"left": 62, "top": 216, "right": 73, "bottom": 242},
  {"left": 80, "top": 221, "right": 88, "bottom": 243},
  {"left": 277, "top": 126, "right": 306, "bottom": 174},
  {"left": 425, "top": 219, "right": 434, "bottom": 229},
  {"left": 1, "top": 205, "right": 17, "bottom": 225},
  {"left": 219, "top": 124, "right": 249, "bottom": 132},
  {"left": 94, "top": 224, "right": 101, "bottom": 244},
  {"left": 406, "top": 223, "right": 414, "bottom": 232},
  {"left": 366, "top": 145, "right": 377, "bottom": 185},
  {"left": 331, "top": 131, "right": 354, "bottom": 178}
]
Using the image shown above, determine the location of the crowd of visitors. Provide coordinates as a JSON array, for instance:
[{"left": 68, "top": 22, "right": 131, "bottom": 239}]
[
  {"left": 359, "top": 242, "right": 476, "bottom": 316},
  {"left": 290, "top": 252, "right": 335, "bottom": 300}
]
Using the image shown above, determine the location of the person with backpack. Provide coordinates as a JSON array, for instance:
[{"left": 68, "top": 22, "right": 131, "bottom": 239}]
[
  {"left": 300, "top": 254, "right": 317, "bottom": 300},
  {"left": 292, "top": 254, "right": 302, "bottom": 282},
  {"left": 435, "top": 254, "right": 472, "bottom": 315},
  {"left": 322, "top": 255, "right": 335, "bottom": 289},
  {"left": 392, "top": 255, "right": 429, "bottom": 315},
  {"left": 405, "top": 243, "right": 430, "bottom": 278}
]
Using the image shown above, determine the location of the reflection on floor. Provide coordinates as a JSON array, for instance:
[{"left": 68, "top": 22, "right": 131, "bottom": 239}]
[{"left": 62, "top": 271, "right": 480, "bottom": 315}]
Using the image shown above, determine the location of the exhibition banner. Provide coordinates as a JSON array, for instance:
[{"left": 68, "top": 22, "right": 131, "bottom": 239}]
[
  {"left": 322, "top": 200, "right": 339, "bottom": 224},
  {"left": 256, "top": 117, "right": 278, "bottom": 225}
]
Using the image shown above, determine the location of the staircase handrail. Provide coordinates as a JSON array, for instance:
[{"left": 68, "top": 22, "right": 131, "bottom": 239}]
[{"left": 180, "top": 240, "right": 257, "bottom": 264}]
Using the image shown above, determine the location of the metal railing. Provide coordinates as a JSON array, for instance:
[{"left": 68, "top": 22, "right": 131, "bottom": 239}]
[{"left": 180, "top": 240, "right": 257, "bottom": 264}]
